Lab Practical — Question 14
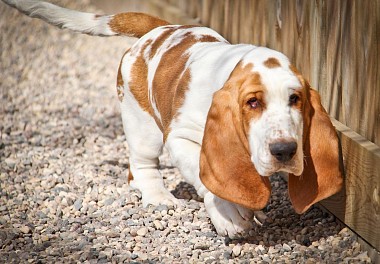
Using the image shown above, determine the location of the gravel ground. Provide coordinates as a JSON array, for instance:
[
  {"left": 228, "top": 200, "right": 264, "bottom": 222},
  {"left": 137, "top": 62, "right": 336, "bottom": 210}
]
[{"left": 0, "top": 0, "right": 373, "bottom": 263}]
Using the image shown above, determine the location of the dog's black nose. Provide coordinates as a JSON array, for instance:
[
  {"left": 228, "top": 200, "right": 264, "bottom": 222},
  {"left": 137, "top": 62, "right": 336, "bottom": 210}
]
[{"left": 269, "top": 141, "right": 297, "bottom": 162}]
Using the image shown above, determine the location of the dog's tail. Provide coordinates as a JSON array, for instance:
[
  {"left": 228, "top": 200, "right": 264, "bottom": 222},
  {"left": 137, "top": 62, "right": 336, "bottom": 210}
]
[{"left": 2, "top": 0, "right": 170, "bottom": 38}]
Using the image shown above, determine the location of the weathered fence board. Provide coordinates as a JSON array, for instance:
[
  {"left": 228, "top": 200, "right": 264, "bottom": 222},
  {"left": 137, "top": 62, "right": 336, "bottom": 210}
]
[
  {"left": 321, "top": 120, "right": 380, "bottom": 251},
  {"left": 340, "top": 1, "right": 380, "bottom": 146}
]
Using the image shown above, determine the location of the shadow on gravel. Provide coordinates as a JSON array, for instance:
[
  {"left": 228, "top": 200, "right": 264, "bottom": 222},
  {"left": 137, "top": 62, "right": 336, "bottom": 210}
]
[
  {"left": 171, "top": 181, "right": 203, "bottom": 202},
  {"left": 171, "top": 175, "right": 344, "bottom": 249},
  {"left": 223, "top": 174, "right": 344, "bottom": 247}
]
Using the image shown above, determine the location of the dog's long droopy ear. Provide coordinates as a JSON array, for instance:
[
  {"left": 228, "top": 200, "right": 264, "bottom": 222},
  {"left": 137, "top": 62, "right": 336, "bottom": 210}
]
[
  {"left": 289, "top": 87, "right": 343, "bottom": 213},
  {"left": 200, "top": 85, "right": 271, "bottom": 210}
]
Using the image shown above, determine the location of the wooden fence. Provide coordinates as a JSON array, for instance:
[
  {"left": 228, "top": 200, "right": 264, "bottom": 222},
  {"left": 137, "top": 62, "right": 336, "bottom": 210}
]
[{"left": 95, "top": 0, "right": 380, "bottom": 255}]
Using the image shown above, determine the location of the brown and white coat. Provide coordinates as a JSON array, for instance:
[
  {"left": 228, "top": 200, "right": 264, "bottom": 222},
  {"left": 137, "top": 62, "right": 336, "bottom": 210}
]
[{"left": 3, "top": 0, "right": 343, "bottom": 238}]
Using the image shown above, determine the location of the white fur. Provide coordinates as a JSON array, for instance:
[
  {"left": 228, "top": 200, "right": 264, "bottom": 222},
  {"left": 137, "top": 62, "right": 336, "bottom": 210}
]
[{"left": 2, "top": 0, "right": 115, "bottom": 36}]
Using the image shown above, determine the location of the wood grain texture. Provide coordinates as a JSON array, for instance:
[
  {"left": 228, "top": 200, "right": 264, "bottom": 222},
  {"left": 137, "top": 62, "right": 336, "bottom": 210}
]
[
  {"left": 147, "top": 0, "right": 200, "bottom": 26},
  {"left": 321, "top": 119, "right": 380, "bottom": 250},
  {"left": 325, "top": 0, "right": 343, "bottom": 120},
  {"left": 340, "top": 1, "right": 380, "bottom": 146}
]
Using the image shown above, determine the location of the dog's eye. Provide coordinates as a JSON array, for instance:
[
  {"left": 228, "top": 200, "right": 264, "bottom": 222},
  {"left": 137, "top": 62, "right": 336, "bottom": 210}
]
[
  {"left": 289, "top": 94, "right": 299, "bottom": 105},
  {"left": 247, "top": 97, "right": 259, "bottom": 109}
]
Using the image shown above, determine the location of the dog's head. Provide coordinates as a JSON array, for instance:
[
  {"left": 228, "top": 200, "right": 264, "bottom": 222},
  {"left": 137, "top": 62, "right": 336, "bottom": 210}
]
[{"left": 200, "top": 47, "right": 343, "bottom": 213}]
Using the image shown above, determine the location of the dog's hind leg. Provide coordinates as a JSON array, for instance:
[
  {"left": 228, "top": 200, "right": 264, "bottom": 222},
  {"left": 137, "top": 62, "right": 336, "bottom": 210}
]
[{"left": 119, "top": 90, "right": 180, "bottom": 207}]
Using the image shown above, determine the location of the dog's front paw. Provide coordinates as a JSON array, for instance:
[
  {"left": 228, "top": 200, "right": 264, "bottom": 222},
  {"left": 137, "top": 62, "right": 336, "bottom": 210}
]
[{"left": 204, "top": 192, "right": 254, "bottom": 238}]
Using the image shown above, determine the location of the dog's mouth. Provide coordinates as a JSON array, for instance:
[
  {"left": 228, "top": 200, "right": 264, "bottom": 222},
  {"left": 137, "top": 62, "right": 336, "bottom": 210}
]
[
  {"left": 253, "top": 155, "right": 303, "bottom": 177},
  {"left": 276, "top": 163, "right": 303, "bottom": 176}
]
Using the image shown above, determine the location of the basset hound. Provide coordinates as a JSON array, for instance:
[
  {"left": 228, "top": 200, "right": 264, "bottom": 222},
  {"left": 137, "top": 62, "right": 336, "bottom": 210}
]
[{"left": 3, "top": 0, "right": 343, "bottom": 237}]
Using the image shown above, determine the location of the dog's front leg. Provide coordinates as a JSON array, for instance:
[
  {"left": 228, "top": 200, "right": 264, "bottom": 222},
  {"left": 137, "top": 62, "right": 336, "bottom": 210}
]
[{"left": 166, "top": 130, "right": 260, "bottom": 238}]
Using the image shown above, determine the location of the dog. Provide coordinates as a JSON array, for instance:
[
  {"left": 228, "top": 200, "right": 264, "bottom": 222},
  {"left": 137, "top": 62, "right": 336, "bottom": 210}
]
[{"left": 2, "top": 0, "right": 343, "bottom": 237}]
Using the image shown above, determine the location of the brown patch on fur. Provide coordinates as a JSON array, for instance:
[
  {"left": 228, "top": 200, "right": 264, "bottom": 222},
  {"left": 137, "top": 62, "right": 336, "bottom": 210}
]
[
  {"left": 289, "top": 64, "right": 307, "bottom": 88},
  {"left": 199, "top": 35, "right": 220, "bottom": 42},
  {"left": 116, "top": 48, "right": 130, "bottom": 102},
  {"left": 148, "top": 27, "right": 217, "bottom": 60},
  {"left": 240, "top": 73, "right": 267, "bottom": 136},
  {"left": 178, "top": 25, "right": 202, "bottom": 29},
  {"left": 173, "top": 69, "right": 191, "bottom": 115},
  {"left": 223, "top": 62, "right": 267, "bottom": 138},
  {"left": 117, "top": 66, "right": 124, "bottom": 88},
  {"left": 163, "top": 68, "right": 191, "bottom": 142},
  {"left": 289, "top": 64, "right": 301, "bottom": 75},
  {"left": 149, "top": 28, "right": 176, "bottom": 59},
  {"left": 129, "top": 40, "right": 161, "bottom": 123},
  {"left": 264, "top": 57, "right": 281, "bottom": 68},
  {"left": 129, "top": 40, "right": 164, "bottom": 131},
  {"left": 152, "top": 32, "right": 219, "bottom": 137},
  {"left": 108, "top": 12, "right": 170, "bottom": 38},
  {"left": 128, "top": 170, "right": 134, "bottom": 184},
  {"left": 289, "top": 64, "right": 309, "bottom": 114},
  {"left": 226, "top": 62, "right": 255, "bottom": 85}
]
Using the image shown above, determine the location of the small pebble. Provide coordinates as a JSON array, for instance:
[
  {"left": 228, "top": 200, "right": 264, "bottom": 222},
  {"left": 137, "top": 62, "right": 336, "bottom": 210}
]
[
  {"left": 283, "top": 243, "right": 292, "bottom": 251},
  {"left": 4, "top": 158, "right": 17, "bottom": 168},
  {"left": 153, "top": 220, "right": 164, "bottom": 231},
  {"left": 73, "top": 199, "right": 83, "bottom": 211},
  {"left": 136, "top": 227, "right": 148, "bottom": 237},
  {"left": 232, "top": 244, "right": 242, "bottom": 257},
  {"left": 19, "top": 226, "right": 31, "bottom": 234}
]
